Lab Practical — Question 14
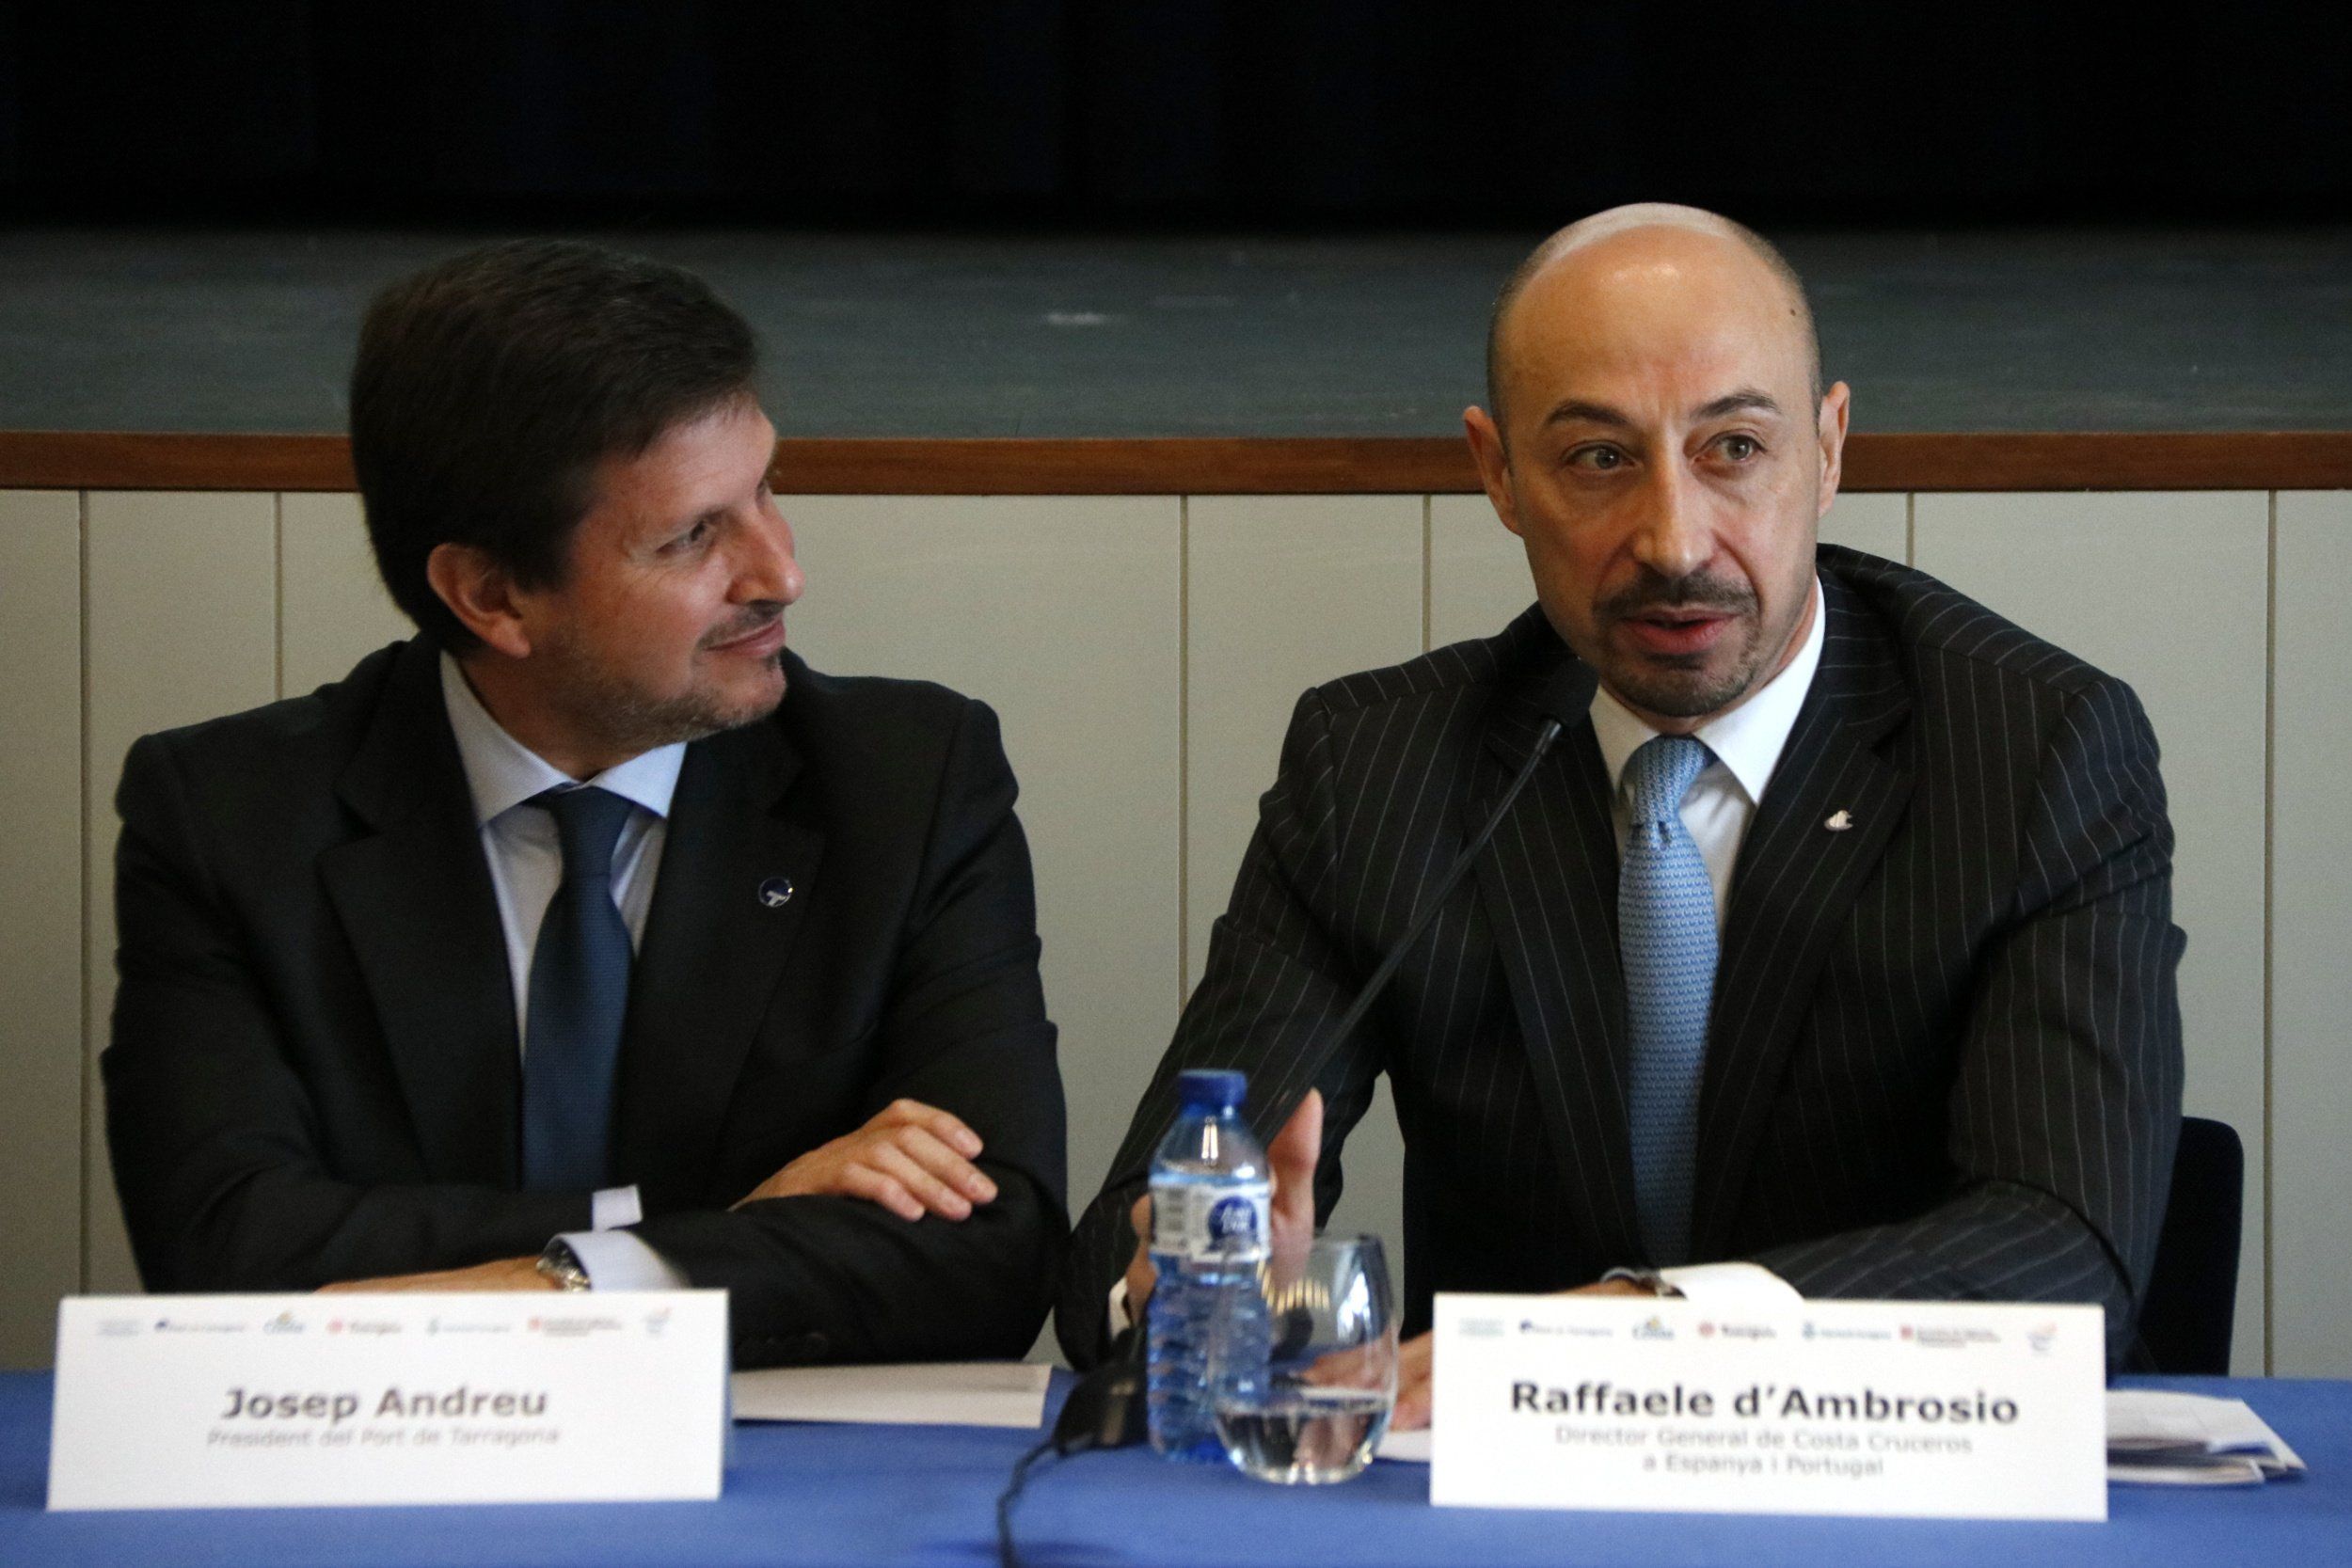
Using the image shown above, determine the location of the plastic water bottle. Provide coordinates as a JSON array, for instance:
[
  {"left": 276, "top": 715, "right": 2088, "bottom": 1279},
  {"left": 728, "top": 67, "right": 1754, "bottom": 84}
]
[{"left": 1146, "top": 1069, "right": 1273, "bottom": 1462}]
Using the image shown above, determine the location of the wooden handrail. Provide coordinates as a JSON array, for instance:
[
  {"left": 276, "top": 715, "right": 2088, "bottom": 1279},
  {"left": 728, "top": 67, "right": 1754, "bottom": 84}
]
[{"left": 2, "top": 431, "right": 2348, "bottom": 494}]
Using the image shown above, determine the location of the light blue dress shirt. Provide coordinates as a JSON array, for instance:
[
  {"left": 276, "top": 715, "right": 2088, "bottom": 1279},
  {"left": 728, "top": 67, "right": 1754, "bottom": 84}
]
[{"left": 438, "top": 655, "right": 689, "bottom": 1291}]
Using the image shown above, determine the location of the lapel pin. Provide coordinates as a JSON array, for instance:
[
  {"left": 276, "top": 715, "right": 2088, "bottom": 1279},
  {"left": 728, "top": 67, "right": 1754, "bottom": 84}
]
[
  {"left": 756, "top": 876, "right": 795, "bottom": 909},
  {"left": 1824, "top": 810, "right": 1854, "bottom": 832}
]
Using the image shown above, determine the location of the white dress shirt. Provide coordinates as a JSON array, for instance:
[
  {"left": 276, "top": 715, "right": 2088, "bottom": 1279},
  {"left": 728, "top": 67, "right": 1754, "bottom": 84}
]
[
  {"left": 1586, "top": 575, "right": 1827, "bottom": 932},
  {"left": 439, "top": 655, "right": 688, "bottom": 1291}
]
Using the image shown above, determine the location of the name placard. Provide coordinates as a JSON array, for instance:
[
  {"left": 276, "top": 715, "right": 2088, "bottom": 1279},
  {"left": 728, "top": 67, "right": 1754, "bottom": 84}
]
[
  {"left": 1430, "top": 1294, "right": 2105, "bottom": 1521},
  {"left": 48, "top": 1291, "right": 727, "bottom": 1511}
]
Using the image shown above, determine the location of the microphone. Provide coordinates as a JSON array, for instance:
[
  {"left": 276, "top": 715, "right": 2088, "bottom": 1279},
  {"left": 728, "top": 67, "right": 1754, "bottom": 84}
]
[
  {"left": 1306, "top": 663, "right": 1580, "bottom": 1069},
  {"left": 1056, "top": 659, "right": 1581, "bottom": 1454}
]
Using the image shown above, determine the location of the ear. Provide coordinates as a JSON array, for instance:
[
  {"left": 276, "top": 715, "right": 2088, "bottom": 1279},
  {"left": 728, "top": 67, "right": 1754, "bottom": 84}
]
[
  {"left": 1815, "top": 381, "right": 1852, "bottom": 519},
  {"left": 1464, "top": 404, "right": 1525, "bottom": 538},
  {"left": 424, "top": 543, "right": 536, "bottom": 660}
]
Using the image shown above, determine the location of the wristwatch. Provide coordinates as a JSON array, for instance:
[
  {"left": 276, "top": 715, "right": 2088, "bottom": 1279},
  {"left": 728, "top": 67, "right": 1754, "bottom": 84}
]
[
  {"left": 1603, "top": 1267, "right": 1685, "bottom": 1298},
  {"left": 535, "top": 1239, "right": 592, "bottom": 1292}
]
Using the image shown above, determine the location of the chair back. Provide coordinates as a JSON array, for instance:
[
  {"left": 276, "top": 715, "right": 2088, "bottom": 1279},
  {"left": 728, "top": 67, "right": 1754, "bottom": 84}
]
[{"left": 2133, "top": 1115, "right": 2243, "bottom": 1375}]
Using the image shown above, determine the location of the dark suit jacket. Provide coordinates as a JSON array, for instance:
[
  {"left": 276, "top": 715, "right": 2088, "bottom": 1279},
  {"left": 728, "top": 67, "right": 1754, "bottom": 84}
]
[
  {"left": 1060, "top": 546, "right": 2184, "bottom": 1368},
  {"left": 104, "top": 638, "right": 1066, "bottom": 1367}
]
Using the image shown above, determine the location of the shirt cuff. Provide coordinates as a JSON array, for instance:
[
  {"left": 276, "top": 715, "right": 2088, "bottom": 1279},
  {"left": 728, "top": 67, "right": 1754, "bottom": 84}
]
[
  {"left": 591, "top": 1184, "right": 644, "bottom": 1230},
  {"left": 1606, "top": 1261, "right": 1803, "bottom": 1306},
  {"left": 1107, "top": 1275, "right": 1134, "bottom": 1338},
  {"left": 558, "top": 1227, "right": 690, "bottom": 1291}
]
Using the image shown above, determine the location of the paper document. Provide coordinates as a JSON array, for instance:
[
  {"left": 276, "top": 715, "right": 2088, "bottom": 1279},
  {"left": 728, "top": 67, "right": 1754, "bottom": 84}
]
[
  {"left": 2105, "top": 1389, "right": 2304, "bottom": 1486},
  {"left": 732, "top": 1362, "right": 1051, "bottom": 1430}
]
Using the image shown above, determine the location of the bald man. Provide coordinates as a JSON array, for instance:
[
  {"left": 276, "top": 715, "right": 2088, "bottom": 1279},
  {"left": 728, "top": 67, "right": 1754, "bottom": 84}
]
[{"left": 1057, "top": 205, "right": 2185, "bottom": 1420}]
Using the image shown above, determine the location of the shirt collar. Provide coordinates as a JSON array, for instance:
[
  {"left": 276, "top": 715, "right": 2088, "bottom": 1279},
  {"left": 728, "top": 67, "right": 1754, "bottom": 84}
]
[
  {"left": 438, "top": 652, "right": 686, "bottom": 827},
  {"left": 1588, "top": 574, "right": 1828, "bottom": 808}
]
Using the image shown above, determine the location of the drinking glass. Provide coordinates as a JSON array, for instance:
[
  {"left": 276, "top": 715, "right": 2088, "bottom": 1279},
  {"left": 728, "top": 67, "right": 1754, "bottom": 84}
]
[{"left": 1212, "top": 1233, "right": 1396, "bottom": 1483}]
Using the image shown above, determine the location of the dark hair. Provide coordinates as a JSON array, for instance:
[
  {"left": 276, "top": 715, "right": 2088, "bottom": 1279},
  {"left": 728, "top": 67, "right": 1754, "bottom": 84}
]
[{"left": 350, "top": 239, "right": 760, "bottom": 649}]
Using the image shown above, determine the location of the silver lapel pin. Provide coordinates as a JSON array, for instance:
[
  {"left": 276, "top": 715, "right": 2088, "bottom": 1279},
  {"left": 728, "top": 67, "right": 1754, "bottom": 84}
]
[
  {"left": 756, "top": 876, "right": 795, "bottom": 909},
  {"left": 1824, "top": 810, "right": 1854, "bottom": 832}
]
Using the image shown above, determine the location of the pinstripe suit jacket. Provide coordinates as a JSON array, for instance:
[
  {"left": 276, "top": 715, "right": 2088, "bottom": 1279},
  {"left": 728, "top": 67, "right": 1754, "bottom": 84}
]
[{"left": 1059, "top": 546, "right": 2185, "bottom": 1369}]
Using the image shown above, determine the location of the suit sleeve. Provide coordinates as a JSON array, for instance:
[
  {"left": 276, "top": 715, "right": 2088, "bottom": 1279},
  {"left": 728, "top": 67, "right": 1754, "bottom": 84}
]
[
  {"left": 1751, "top": 675, "right": 2186, "bottom": 1358},
  {"left": 1055, "top": 689, "right": 1388, "bottom": 1368},
  {"left": 103, "top": 735, "right": 591, "bottom": 1291},
  {"left": 630, "top": 699, "right": 1069, "bottom": 1367}
]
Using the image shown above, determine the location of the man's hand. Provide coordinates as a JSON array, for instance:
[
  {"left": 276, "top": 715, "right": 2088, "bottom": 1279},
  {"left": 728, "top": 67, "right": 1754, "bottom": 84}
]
[
  {"left": 736, "top": 1099, "right": 997, "bottom": 1222},
  {"left": 1122, "top": 1087, "right": 1324, "bottom": 1323},
  {"left": 1388, "top": 1276, "right": 1651, "bottom": 1430},
  {"left": 318, "top": 1257, "right": 550, "bottom": 1293}
]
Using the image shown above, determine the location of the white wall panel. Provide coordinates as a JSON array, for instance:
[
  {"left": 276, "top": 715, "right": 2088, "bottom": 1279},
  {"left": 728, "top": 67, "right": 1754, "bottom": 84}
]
[
  {"left": 2271, "top": 491, "right": 2352, "bottom": 1376},
  {"left": 0, "top": 492, "right": 85, "bottom": 1366},
  {"left": 1820, "top": 491, "right": 1909, "bottom": 562},
  {"left": 82, "top": 493, "right": 278, "bottom": 1298},
  {"left": 777, "top": 496, "right": 1182, "bottom": 1244},
  {"left": 1185, "top": 495, "right": 1423, "bottom": 1277},
  {"left": 279, "top": 493, "right": 412, "bottom": 696},
  {"left": 1427, "top": 495, "right": 1531, "bottom": 651},
  {"left": 1916, "top": 492, "right": 2270, "bottom": 1372}
]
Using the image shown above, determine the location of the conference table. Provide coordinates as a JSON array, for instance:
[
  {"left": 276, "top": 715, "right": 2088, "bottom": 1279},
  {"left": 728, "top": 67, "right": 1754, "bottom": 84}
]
[{"left": 1, "top": 1370, "right": 2344, "bottom": 1566}]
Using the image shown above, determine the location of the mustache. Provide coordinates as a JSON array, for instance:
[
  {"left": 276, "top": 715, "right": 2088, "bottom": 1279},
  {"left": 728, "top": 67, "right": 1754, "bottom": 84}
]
[
  {"left": 700, "top": 606, "right": 786, "bottom": 649},
  {"left": 1597, "top": 572, "right": 1756, "bottom": 620}
]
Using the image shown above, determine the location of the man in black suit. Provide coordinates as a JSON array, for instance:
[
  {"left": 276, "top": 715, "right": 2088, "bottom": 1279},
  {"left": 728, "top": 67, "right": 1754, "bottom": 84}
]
[
  {"left": 103, "top": 241, "right": 1065, "bottom": 1367},
  {"left": 1060, "top": 205, "right": 2184, "bottom": 1417}
]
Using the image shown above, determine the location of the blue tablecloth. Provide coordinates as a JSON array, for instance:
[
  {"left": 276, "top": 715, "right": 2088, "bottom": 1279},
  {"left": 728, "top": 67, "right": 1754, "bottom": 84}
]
[{"left": 2, "top": 1370, "right": 2345, "bottom": 1567}]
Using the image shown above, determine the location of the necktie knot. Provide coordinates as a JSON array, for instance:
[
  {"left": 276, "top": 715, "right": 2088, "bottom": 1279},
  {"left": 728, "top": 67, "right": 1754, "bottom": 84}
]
[
  {"left": 1625, "top": 736, "right": 1709, "bottom": 830},
  {"left": 535, "top": 785, "right": 634, "bottom": 887}
]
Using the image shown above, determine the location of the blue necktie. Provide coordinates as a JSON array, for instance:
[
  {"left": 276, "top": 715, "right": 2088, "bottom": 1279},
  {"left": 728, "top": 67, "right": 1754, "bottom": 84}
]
[
  {"left": 522, "top": 785, "right": 636, "bottom": 1191},
  {"left": 1620, "top": 736, "right": 1717, "bottom": 1266}
]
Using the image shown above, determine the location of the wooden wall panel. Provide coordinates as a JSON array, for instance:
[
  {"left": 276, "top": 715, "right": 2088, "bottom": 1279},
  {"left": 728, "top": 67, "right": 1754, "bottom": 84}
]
[
  {"left": 1915, "top": 492, "right": 2271, "bottom": 1371},
  {"left": 278, "top": 493, "right": 412, "bottom": 697},
  {"left": 775, "top": 496, "right": 1183, "bottom": 1242},
  {"left": 0, "top": 492, "right": 85, "bottom": 1367},
  {"left": 81, "top": 493, "right": 279, "bottom": 1296},
  {"left": 2270, "top": 491, "right": 2352, "bottom": 1376}
]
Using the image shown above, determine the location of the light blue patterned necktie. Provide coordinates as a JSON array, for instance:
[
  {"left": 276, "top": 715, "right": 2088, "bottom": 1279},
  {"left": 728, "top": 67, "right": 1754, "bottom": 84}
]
[{"left": 1620, "top": 735, "right": 1717, "bottom": 1266}]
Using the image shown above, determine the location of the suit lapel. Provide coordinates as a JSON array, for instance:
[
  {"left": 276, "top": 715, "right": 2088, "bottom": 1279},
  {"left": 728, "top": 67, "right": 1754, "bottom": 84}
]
[
  {"left": 320, "top": 641, "right": 523, "bottom": 1187},
  {"left": 1691, "top": 573, "right": 1914, "bottom": 1257},
  {"left": 1470, "top": 628, "right": 1646, "bottom": 1264},
  {"left": 610, "top": 717, "right": 823, "bottom": 1212}
]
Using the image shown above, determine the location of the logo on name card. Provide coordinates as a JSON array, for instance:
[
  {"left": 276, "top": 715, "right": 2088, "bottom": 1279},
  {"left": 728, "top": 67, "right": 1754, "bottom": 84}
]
[
  {"left": 2027, "top": 1323, "right": 2059, "bottom": 1354},
  {"left": 1631, "top": 1316, "right": 1674, "bottom": 1341},
  {"left": 262, "top": 1311, "right": 304, "bottom": 1335}
]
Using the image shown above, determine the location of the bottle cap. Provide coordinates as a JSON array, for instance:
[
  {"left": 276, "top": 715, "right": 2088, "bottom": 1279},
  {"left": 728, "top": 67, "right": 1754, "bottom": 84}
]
[{"left": 1173, "top": 1069, "right": 1247, "bottom": 1113}]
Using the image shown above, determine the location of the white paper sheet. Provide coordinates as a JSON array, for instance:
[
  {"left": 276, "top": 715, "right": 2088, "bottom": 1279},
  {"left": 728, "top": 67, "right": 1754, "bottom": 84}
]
[{"left": 731, "top": 1361, "right": 1051, "bottom": 1430}]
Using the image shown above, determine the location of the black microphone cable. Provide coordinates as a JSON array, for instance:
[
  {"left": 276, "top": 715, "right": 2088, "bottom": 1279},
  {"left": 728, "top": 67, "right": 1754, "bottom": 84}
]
[
  {"left": 997, "top": 1330, "right": 1146, "bottom": 1568},
  {"left": 998, "top": 683, "right": 1572, "bottom": 1568}
]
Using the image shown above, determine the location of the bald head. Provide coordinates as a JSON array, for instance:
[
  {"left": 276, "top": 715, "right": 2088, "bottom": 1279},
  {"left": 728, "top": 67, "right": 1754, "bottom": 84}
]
[{"left": 1484, "top": 204, "right": 1820, "bottom": 440}]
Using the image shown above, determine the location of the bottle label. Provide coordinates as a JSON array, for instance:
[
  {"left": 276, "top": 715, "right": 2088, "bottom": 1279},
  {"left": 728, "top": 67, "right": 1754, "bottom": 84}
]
[{"left": 1152, "top": 1180, "right": 1272, "bottom": 1263}]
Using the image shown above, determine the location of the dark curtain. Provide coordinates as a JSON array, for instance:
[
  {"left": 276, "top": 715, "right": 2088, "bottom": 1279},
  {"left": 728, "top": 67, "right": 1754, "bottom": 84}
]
[{"left": 3, "top": 2, "right": 2345, "bottom": 225}]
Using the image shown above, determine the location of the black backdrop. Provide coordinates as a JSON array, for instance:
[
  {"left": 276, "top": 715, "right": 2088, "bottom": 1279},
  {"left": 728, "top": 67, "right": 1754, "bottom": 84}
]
[{"left": 4, "top": 2, "right": 2346, "bottom": 228}]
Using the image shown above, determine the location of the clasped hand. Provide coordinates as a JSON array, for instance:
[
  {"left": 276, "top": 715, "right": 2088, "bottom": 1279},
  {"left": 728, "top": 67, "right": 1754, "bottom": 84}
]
[{"left": 320, "top": 1099, "right": 994, "bottom": 1292}]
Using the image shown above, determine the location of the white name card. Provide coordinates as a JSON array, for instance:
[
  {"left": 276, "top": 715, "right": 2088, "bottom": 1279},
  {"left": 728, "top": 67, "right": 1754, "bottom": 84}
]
[
  {"left": 1431, "top": 1293, "right": 2105, "bottom": 1521},
  {"left": 48, "top": 1291, "right": 727, "bottom": 1511}
]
